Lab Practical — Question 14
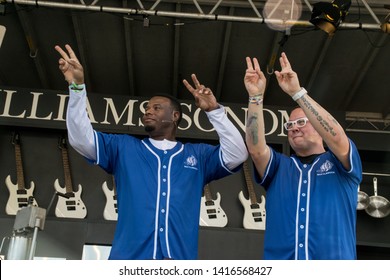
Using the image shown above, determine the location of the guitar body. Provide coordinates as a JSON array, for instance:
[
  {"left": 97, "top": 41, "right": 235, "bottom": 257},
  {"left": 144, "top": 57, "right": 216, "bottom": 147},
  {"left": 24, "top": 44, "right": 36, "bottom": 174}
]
[
  {"left": 102, "top": 181, "right": 118, "bottom": 221},
  {"left": 239, "top": 191, "right": 266, "bottom": 230},
  {"left": 54, "top": 179, "right": 87, "bottom": 219},
  {"left": 199, "top": 192, "right": 228, "bottom": 227},
  {"left": 5, "top": 175, "right": 38, "bottom": 215}
]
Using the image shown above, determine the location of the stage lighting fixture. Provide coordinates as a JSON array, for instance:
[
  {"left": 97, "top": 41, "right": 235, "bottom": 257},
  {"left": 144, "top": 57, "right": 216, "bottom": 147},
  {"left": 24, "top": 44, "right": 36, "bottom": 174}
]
[
  {"left": 382, "top": 5, "right": 390, "bottom": 34},
  {"left": 310, "top": 0, "right": 351, "bottom": 34},
  {"left": 381, "top": 14, "right": 390, "bottom": 33}
]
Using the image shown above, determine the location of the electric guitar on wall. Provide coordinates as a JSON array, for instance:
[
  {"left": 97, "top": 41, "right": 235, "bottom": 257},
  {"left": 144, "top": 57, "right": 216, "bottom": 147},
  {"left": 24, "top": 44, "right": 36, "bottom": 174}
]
[
  {"left": 54, "top": 136, "right": 87, "bottom": 219},
  {"left": 102, "top": 175, "right": 118, "bottom": 221},
  {"left": 238, "top": 161, "right": 266, "bottom": 230},
  {"left": 199, "top": 184, "right": 228, "bottom": 227},
  {"left": 5, "top": 132, "right": 38, "bottom": 215}
]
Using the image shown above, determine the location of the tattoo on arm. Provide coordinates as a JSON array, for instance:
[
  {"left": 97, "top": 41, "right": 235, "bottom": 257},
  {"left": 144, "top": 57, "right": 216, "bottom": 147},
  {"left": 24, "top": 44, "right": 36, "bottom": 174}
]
[
  {"left": 301, "top": 96, "right": 337, "bottom": 137},
  {"left": 247, "top": 112, "right": 259, "bottom": 145}
]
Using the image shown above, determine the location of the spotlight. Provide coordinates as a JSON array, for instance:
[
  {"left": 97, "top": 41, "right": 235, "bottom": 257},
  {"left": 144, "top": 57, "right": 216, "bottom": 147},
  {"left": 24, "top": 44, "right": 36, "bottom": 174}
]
[{"left": 310, "top": 0, "right": 351, "bottom": 34}]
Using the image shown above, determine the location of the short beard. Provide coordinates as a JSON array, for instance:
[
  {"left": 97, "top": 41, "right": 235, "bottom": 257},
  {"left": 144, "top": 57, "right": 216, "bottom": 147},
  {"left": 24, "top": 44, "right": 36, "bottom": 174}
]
[{"left": 144, "top": 125, "right": 155, "bottom": 133}]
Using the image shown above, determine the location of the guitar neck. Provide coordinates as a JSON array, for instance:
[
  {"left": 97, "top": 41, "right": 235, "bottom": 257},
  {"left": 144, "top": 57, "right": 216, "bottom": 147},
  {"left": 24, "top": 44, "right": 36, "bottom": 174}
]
[
  {"left": 203, "top": 184, "right": 213, "bottom": 202},
  {"left": 243, "top": 162, "right": 258, "bottom": 205},
  {"left": 61, "top": 147, "right": 74, "bottom": 193},
  {"left": 111, "top": 175, "right": 117, "bottom": 195},
  {"left": 14, "top": 138, "right": 26, "bottom": 191}
]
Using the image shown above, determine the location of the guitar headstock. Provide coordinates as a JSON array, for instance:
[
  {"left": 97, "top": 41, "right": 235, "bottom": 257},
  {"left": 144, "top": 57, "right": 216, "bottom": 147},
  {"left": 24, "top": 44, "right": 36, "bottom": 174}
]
[{"left": 11, "top": 131, "right": 21, "bottom": 146}]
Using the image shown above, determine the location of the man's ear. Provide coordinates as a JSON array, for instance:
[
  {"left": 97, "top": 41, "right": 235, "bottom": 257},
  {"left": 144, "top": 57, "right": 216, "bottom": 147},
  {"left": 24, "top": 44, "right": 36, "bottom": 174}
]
[{"left": 173, "top": 111, "right": 180, "bottom": 122}]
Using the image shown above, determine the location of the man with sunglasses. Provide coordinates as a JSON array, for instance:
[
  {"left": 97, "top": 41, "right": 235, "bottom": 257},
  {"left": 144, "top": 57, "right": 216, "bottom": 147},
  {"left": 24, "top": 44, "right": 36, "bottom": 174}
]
[
  {"left": 55, "top": 44, "right": 248, "bottom": 260},
  {"left": 244, "top": 52, "right": 362, "bottom": 260}
]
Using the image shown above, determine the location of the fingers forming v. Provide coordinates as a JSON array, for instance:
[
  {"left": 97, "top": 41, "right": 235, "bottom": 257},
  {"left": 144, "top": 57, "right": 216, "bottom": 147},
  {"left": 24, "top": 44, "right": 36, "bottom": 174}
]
[
  {"left": 182, "top": 79, "right": 194, "bottom": 93},
  {"left": 55, "top": 44, "right": 79, "bottom": 64},
  {"left": 65, "top": 44, "right": 78, "bottom": 61},
  {"left": 191, "top": 74, "right": 202, "bottom": 89},
  {"left": 246, "top": 57, "right": 254, "bottom": 71},
  {"left": 253, "top": 58, "right": 261, "bottom": 72},
  {"left": 280, "top": 52, "right": 291, "bottom": 70},
  {"left": 55, "top": 45, "right": 70, "bottom": 61}
]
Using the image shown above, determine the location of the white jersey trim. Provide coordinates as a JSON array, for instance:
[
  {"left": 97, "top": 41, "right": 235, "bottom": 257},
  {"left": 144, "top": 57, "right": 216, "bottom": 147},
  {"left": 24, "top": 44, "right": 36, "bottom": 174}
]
[
  {"left": 292, "top": 158, "right": 302, "bottom": 260},
  {"left": 292, "top": 157, "right": 321, "bottom": 260},
  {"left": 165, "top": 144, "right": 184, "bottom": 258},
  {"left": 141, "top": 140, "right": 162, "bottom": 260}
]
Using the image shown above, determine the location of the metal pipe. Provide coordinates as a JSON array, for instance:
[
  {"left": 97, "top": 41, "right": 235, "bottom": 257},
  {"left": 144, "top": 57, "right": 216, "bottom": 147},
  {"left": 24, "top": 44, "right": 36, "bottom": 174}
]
[
  {"left": 346, "top": 128, "right": 390, "bottom": 134},
  {"left": 28, "top": 224, "right": 39, "bottom": 260},
  {"left": 363, "top": 172, "right": 390, "bottom": 177},
  {"left": 359, "top": 0, "right": 382, "bottom": 25},
  {"left": 6, "top": 0, "right": 383, "bottom": 30},
  {"left": 0, "top": 237, "right": 9, "bottom": 257}
]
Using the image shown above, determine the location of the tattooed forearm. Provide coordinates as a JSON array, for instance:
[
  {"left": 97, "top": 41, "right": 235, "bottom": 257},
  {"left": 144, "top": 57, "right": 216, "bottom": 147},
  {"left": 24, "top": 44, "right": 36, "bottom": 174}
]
[
  {"left": 300, "top": 96, "right": 337, "bottom": 137},
  {"left": 247, "top": 112, "right": 259, "bottom": 145}
]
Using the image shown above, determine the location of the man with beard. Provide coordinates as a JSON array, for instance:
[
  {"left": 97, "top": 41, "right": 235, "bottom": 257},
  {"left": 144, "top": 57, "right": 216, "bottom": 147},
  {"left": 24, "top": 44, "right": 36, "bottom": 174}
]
[{"left": 55, "top": 44, "right": 247, "bottom": 260}]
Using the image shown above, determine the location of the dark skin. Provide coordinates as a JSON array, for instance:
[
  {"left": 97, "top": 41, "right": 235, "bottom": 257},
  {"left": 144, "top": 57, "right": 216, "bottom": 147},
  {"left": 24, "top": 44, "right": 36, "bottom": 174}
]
[
  {"left": 142, "top": 96, "right": 180, "bottom": 141},
  {"left": 55, "top": 44, "right": 219, "bottom": 141}
]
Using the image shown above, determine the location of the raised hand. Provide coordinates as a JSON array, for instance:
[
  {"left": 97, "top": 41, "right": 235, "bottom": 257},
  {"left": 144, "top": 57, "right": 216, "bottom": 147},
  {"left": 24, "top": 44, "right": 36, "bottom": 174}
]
[
  {"left": 244, "top": 57, "right": 267, "bottom": 97},
  {"left": 183, "top": 74, "right": 219, "bottom": 112},
  {"left": 54, "top": 44, "right": 84, "bottom": 85},
  {"left": 274, "top": 52, "right": 301, "bottom": 96}
]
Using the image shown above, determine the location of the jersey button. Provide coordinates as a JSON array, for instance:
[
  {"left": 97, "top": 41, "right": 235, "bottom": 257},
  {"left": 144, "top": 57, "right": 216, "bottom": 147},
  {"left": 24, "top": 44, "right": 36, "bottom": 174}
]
[
  {"left": 163, "top": 165, "right": 167, "bottom": 169},
  {"left": 161, "top": 209, "right": 165, "bottom": 213},
  {"left": 301, "top": 208, "right": 305, "bottom": 212},
  {"left": 160, "top": 228, "right": 164, "bottom": 232},
  {"left": 162, "top": 192, "right": 166, "bottom": 196},
  {"left": 299, "top": 243, "right": 304, "bottom": 248}
]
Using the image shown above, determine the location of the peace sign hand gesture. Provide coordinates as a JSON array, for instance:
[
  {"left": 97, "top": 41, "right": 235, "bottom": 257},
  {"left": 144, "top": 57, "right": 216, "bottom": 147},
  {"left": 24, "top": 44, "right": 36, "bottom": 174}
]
[
  {"left": 244, "top": 57, "right": 267, "bottom": 97},
  {"left": 274, "top": 52, "right": 301, "bottom": 96},
  {"left": 183, "top": 74, "right": 219, "bottom": 112},
  {"left": 54, "top": 44, "right": 84, "bottom": 85}
]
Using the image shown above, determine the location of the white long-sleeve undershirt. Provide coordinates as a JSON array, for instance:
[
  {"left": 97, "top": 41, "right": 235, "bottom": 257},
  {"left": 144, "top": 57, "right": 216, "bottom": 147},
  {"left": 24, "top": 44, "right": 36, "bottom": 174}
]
[{"left": 66, "top": 86, "right": 248, "bottom": 170}]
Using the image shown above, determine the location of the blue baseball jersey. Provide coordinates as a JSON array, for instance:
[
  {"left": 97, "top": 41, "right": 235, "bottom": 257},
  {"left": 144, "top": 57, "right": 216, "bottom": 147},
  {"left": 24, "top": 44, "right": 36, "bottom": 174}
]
[
  {"left": 256, "top": 139, "right": 362, "bottom": 260},
  {"left": 94, "top": 131, "right": 236, "bottom": 260}
]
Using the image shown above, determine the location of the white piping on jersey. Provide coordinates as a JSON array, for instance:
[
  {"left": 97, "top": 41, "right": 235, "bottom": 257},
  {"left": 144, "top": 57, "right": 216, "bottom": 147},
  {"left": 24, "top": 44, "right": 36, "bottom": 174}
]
[
  {"left": 94, "top": 131, "right": 100, "bottom": 164},
  {"left": 165, "top": 145, "right": 184, "bottom": 258},
  {"left": 142, "top": 141, "right": 162, "bottom": 260},
  {"left": 346, "top": 139, "right": 354, "bottom": 174},
  {"left": 219, "top": 148, "right": 234, "bottom": 174},
  {"left": 292, "top": 158, "right": 303, "bottom": 260},
  {"left": 141, "top": 140, "right": 184, "bottom": 260},
  {"left": 259, "top": 148, "right": 274, "bottom": 185},
  {"left": 292, "top": 157, "right": 320, "bottom": 260}
]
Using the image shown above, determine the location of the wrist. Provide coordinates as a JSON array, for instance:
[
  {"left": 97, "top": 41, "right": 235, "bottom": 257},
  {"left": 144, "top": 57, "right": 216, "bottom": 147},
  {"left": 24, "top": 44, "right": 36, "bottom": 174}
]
[
  {"left": 205, "top": 104, "right": 220, "bottom": 112},
  {"left": 248, "top": 94, "right": 264, "bottom": 105},
  {"left": 69, "top": 82, "right": 85, "bottom": 92},
  {"left": 291, "top": 87, "right": 307, "bottom": 101}
]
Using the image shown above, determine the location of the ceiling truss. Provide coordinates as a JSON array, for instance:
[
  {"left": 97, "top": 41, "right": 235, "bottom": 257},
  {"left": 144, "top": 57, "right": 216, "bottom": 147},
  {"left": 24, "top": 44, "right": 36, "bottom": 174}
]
[
  {"left": 4, "top": 0, "right": 389, "bottom": 30},
  {"left": 3, "top": 0, "right": 390, "bottom": 133}
]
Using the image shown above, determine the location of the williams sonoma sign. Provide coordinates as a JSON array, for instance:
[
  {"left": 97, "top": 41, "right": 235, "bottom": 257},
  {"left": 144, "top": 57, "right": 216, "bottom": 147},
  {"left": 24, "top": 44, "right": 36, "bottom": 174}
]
[{"left": 0, "top": 87, "right": 292, "bottom": 141}]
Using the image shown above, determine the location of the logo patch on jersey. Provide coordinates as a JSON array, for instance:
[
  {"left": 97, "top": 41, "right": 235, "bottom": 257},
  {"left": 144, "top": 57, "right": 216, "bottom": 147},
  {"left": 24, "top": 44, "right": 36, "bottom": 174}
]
[
  {"left": 184, "top": 155, "right": 198, "bottom": 170},
  {"left": 317, "top": 160, "right": 335, "bottom": 176}
]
